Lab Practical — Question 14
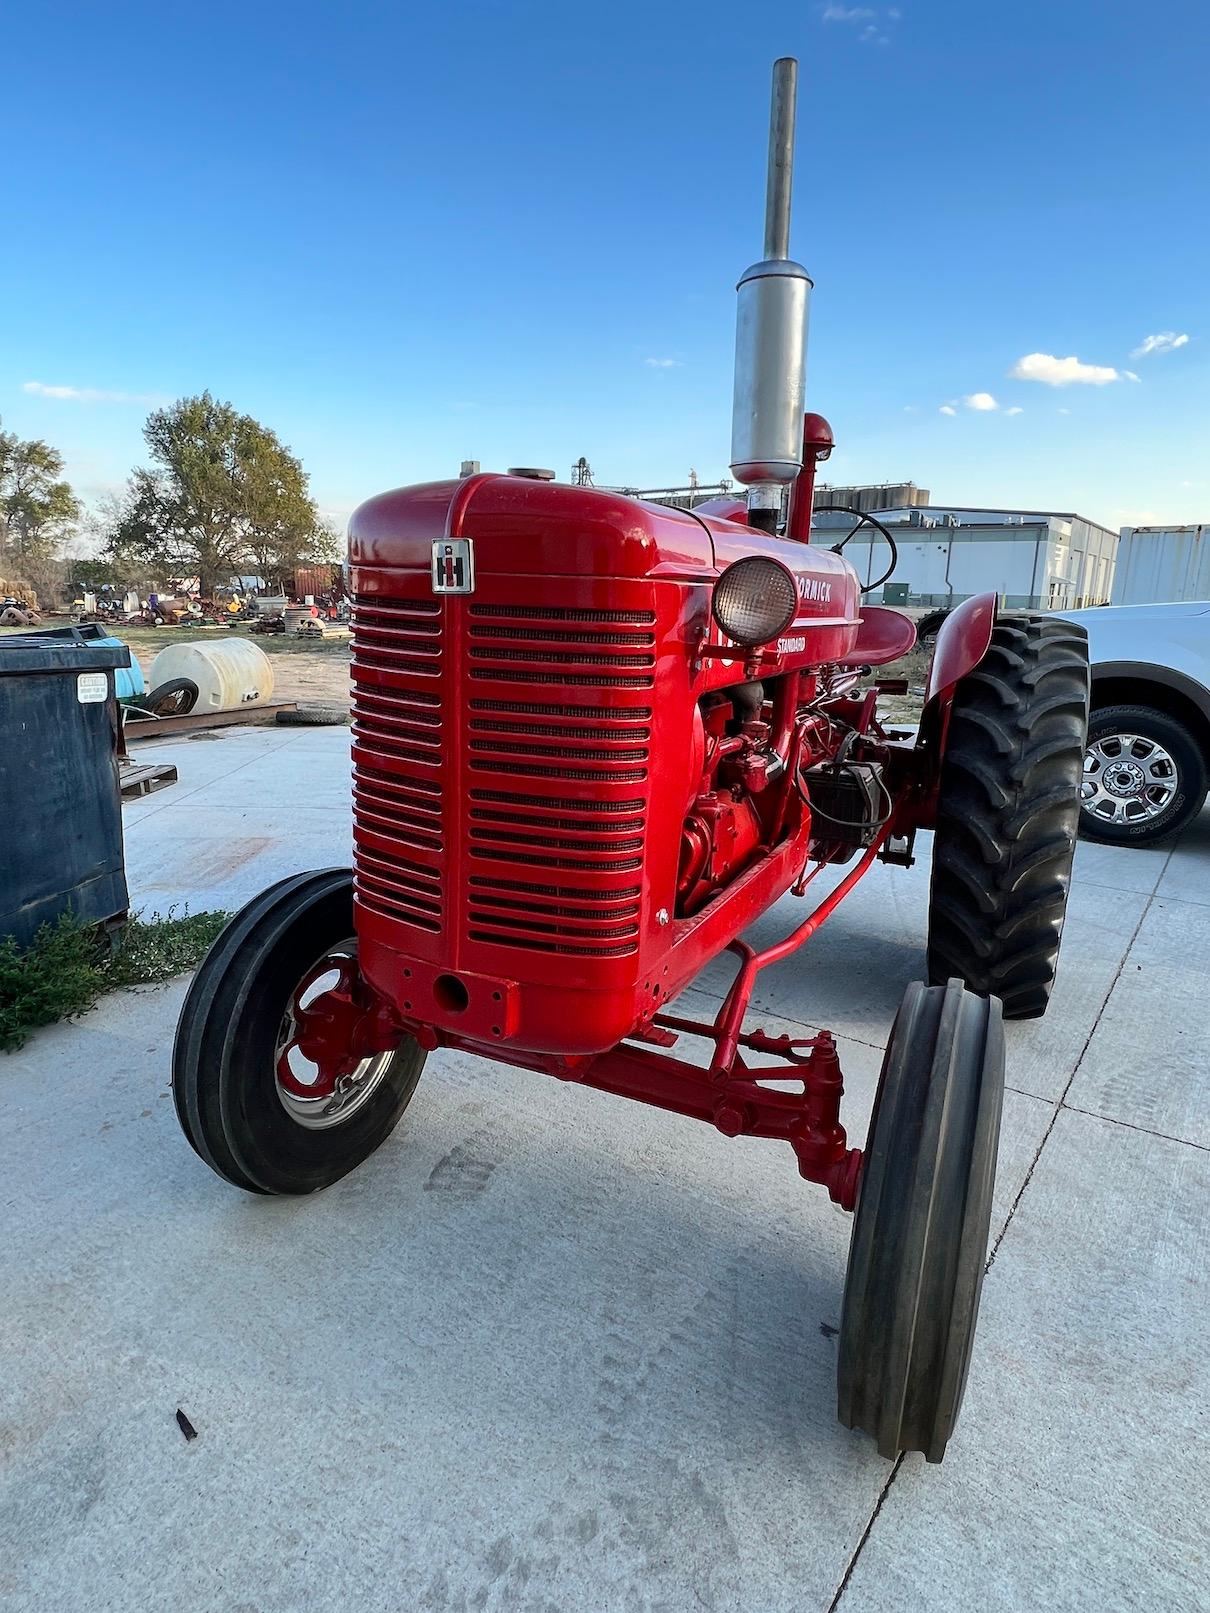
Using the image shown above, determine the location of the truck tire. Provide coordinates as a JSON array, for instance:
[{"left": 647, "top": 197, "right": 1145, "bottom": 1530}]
[
  {"left": 276, "top": 703, "right": 348, "bottom": 726},
  {"left": 1080, "top": 704, "right": 1207, "bottom": 845},
  {"left": 927, "top": 613, "right": 1089, "bottom": 1020}
]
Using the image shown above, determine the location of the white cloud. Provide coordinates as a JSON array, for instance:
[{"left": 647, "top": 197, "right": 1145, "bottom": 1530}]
[
  {"left": 1005, "top": 406, "right": 1024, "bottom": 416},
  {"left": 1010, "top": 352, "right": 1121, "bottom": 386},
  {"left": 644, "top": 357, "right": 683, "bottom": 369},
  {"left": 23, "top": 379, "right": 161, "bottom": 404},
  {"left": 939, "top": 404, "right": 957, "bottom": 416},
  {"left": 1057, "top": 407, "right": 1071, "bottom": 415},
  {"left": 964, "top": 392, "right": 998, "bottom": 411},
  {"left": 902, "top": 404, "right": 917, "bottom": 412},
  {"left": 1124, "top": 370, "right": 1141, "bottom": 382},
  {"left": 1131, "top": 332, "right": 1189, "bottom": 358},
  {"left": 822, "top": 4, "right": 896, "bottom": 40}
]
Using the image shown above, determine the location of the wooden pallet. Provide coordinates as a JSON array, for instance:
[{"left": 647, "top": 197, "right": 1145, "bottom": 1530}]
[{"left": 119, "top": 759, "right": 178, "bottom": 800}]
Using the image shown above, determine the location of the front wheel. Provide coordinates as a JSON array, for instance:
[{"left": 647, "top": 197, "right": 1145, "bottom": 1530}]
[
  {"left": 172, "top": 869, "right": 425, "bottom": 1195},
  {"left": 838, "top": 980, "right": 1005, "bottom": 1463},
  {"left": 1080, "top": 704, "right": 1207, "bottom": 845}
]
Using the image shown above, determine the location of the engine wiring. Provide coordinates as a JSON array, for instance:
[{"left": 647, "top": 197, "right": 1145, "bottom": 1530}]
[{"left": 792, "top": 720, "right": 897, "bottom": 834}]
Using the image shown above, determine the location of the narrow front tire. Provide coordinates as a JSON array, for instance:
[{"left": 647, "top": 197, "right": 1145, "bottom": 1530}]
[
  {"left": 838, "top": 980, "right": 1004, "bottom": 1463},
  {"left": 172, "top": 869, "right": 424, "bottom": 1195}
]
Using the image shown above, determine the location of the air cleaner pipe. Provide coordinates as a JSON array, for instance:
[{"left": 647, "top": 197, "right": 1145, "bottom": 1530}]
[
  {"left": 763, "top": 56, "right": 797, "bottom": 261},
  {"left": 730, "top": 58, "right": 812, "bottom": 520}
]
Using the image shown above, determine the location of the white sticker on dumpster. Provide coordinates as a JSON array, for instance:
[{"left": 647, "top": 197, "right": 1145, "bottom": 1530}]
[{"left": 76, "top": 672, "right": 108, "bottom": 703}]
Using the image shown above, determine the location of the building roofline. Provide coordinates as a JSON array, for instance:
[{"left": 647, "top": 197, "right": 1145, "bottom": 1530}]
[
  {"left": 1123, "top": 523, "right": 1207, "bottom": 534},
  {"left": 902, "top": 505, "right": 1117, "bottom": 535}
]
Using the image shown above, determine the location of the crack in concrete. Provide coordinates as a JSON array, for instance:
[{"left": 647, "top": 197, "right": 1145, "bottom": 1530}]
[
  {"left": 826, "top": 1454, "right": 904, "bottom": 1613},
  {"left": 825, "top": 835, "right": 1179, "bottom": 1609},
  {"left": 985, "top": 842, "right": 1174, "bottom": 1274},
  {"left": 1058, "top": 1103, "right": 1209, "bottom": 1153}
]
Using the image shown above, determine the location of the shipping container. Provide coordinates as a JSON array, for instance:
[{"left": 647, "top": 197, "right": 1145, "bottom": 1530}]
[
  {"left": 290, "top": 565, "right": 338, "bottom": 600},
  {"left": 1111, "top": 525, "right": 1210, "bottom": 604}
]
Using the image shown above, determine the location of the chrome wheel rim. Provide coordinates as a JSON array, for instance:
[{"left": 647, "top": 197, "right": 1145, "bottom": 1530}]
[
  {"left": 1082, "top": 733, "right": 1178, "bottom": 825},
  {"left": 273, "top": 941, "right": 395, "bottom": 1130}
]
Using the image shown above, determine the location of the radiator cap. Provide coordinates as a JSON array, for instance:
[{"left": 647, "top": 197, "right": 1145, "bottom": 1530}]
[{"left": 507, "top": 467, "right": 556, "bottom": 481}]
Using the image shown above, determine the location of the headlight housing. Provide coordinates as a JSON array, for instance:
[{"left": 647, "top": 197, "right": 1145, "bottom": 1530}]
[{"left": 712, "top": 556, "right": 798, "bottom": 646}]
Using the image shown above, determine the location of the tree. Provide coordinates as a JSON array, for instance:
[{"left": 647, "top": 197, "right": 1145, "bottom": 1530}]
[
  {"left": 0, "top": 423, "right": 81, "bottom": 562},
  {"left": 107, "top": 393, "right": 329, "bottom": 596}
]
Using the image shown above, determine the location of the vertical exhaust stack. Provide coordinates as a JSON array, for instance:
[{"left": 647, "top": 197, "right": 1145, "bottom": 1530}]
[{"left": 730, "top": 57, "right": 812, "bottom": 531}]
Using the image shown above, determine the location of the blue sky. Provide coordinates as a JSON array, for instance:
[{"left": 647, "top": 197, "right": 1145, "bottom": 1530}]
[{"left": 3, "top": 0, "right": 1206, "bottom": 537}]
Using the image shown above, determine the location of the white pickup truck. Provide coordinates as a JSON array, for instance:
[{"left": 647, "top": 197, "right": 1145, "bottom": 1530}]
[{"left": 1061, "top": 602, "right": 1210, "bottom": 844}]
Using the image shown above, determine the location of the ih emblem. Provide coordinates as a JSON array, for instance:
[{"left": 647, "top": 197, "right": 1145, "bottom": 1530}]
[{"left": 431, "top": 538, "right": 475, "bottom": 594}]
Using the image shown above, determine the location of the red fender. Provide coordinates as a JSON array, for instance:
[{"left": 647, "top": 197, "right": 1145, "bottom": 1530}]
[
  {"left": 924, "top": 592, "right": 998, "bottom": 709},
  {"left": 911, "top": 592, "right": 999, "bottom": 827}
]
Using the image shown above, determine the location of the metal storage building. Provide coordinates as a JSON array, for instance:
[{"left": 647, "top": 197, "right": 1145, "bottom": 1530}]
[
  {"left": 1111, "top": 524, "right": 1210, "bottom": 604},
  {"left": 812, "top": 505, "right": 1119, "bottom": 610}
]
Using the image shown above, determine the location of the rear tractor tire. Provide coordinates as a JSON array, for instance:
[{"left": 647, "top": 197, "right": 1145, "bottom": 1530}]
[
  {"left": 927, "top": 612, "right": 1089, "bottom": 1020},
  {"left": 838, "top": 979, "right": 1005, "bottom": 1462},
  {"left": 172, "top": 869, "right": 425, "bottom": 1195}
]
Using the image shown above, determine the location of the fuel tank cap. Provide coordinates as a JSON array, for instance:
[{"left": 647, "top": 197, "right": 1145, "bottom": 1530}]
[{"left": 507, "top": 467, "right": 556, "bottom": 481}]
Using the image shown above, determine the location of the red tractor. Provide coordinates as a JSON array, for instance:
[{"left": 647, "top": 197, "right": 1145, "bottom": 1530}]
[{"left": 173, "top": 61, "right": 1089, "bottom": 1462}]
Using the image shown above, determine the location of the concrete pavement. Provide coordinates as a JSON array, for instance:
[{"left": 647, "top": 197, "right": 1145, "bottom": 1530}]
[{"left": 1, "top": 724, "right": 1205, "bottom": 1612}]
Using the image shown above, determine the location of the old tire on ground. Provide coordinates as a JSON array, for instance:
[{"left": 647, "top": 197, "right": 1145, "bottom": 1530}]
[
  {"left": 172, "top": 869, "right": 425, "bottom": 1195},
  {"left": 838, "top": 979, "right": 1004, "bottom": 1463},
  {"left": 276, "top": 702, "right": 348, "bottom": 726},
  {"left": 927, "top": 612, "right": 1089, "bottom": 1020},
  {"left": 1080, "top": 704, "right": 1207, "bottom": 845},
  {"left": 143, "top": 677, "right": 199, "bottom": 717}
]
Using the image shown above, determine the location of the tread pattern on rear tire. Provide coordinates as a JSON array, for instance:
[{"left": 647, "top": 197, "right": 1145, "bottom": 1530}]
[{"left": 928, "top": 613, "right": 1089, "bottom": 1019}]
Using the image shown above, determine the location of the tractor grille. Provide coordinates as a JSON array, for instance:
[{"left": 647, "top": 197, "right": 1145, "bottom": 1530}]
[
  {"left": 351, "top": 596, "right": 444, "bottom": 933},
  {"left": 465, "top": 604, "right": 655, "bottom": 958},
  {"left": 352, "top": 594, "right": 656, "bottom": 958}
]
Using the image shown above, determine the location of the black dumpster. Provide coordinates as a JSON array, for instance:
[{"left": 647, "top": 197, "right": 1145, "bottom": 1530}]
[{"left": 0, "top": 636, "right": 131, "bottom": 950}]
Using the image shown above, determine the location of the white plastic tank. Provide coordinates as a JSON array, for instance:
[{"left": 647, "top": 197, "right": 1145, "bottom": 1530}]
[{"left": 148, "top": 638, "right": 274, "bottom": 711}]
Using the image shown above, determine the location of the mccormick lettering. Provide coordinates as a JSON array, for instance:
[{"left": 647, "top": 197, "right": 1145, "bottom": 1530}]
[{"left": 797, "top": 576, "right": 833, "bottom": 604}]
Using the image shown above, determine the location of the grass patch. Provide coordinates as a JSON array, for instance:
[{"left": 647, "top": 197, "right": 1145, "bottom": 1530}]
[{"left": 0, "top": 908, "right": 230, "bottom": 1052}]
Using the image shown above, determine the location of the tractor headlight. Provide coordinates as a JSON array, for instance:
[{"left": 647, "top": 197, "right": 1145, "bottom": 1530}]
[{"left": 712, "top": 557, "right": 798, "bottom": 646}]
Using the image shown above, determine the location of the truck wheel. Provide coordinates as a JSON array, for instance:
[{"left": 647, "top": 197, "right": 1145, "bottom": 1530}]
[
  {"left": 927, "top": 612, "right": 1089, "bottom": 1019},
  {"left": 1080, "top": 704, "right": 1207, "bottom": 845},
  {"left": 838, "top": 980, "right": 1004, "bottom": 1463},
  {"left": 172, "top": 869, "right": 425, "bottom": 1195}
]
